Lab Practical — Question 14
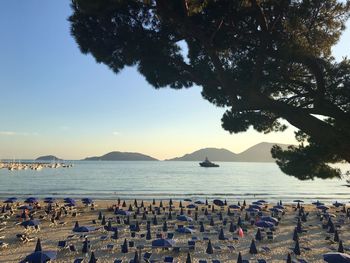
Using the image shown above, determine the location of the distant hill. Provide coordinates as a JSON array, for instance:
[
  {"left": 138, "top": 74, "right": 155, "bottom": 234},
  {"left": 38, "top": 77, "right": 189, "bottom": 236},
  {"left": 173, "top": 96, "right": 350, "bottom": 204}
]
[
  {"left": 235, "top": 142, "right": 290, "bottom": 162},
  {"left": 36, "top": 155, "right": 63, "bottom": 161},
  {"left": 167, "top": 142, "right": 290, "bottom": 162},
  {"left": 167, "top": 148, "right": 237, "bottom": 162},
  {"left": 83, "top": 151, "right": 158, "bottom": 161}
]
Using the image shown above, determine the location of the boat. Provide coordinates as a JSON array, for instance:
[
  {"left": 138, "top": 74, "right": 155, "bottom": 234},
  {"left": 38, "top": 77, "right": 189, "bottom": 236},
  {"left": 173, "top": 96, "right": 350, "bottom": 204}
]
[{"left": 199, "top": 157, "right": 219, "bottom": 167}]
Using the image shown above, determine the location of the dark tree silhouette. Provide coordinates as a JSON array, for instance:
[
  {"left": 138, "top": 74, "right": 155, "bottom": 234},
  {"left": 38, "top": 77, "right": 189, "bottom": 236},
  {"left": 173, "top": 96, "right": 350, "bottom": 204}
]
[{"left": 69, "top": 0, "right": 350, "bottom": 180}]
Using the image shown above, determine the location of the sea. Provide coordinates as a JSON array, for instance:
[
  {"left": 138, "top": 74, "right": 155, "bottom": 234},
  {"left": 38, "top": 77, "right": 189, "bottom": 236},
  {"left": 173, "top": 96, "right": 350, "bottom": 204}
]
[{"left": 0, "top": 161, "right": 349, "bottom": 203}]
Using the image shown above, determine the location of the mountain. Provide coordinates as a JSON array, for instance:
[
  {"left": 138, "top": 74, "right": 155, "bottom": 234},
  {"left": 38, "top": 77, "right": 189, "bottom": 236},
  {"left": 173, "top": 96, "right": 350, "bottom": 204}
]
[
  {"left": 167, "top": 142, "right": 290, "bottom": 162},
  {"left": 36, "top": 155, "right": 63, "bottom": 161},
  {"left": 83, "top": 151, "right": 158, "bottom": 161},
  {"left": 235, "top": 142, "right": 289, "bottom": 162},
  {"left": 167, "top": 148, "right": 237, "bottom": 162}
]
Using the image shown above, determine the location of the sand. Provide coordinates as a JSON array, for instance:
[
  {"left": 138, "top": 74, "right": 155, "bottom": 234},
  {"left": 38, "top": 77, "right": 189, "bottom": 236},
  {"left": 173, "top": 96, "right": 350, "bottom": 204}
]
[{"left": 0, "top": 199, "right": 349, "bottom": 262}]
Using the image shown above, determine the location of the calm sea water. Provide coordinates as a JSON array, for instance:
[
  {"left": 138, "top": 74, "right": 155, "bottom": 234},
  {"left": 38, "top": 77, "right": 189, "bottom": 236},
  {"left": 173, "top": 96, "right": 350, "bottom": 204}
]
[{"left": 0, "top": 161, "right": 349, "bottom": 203}]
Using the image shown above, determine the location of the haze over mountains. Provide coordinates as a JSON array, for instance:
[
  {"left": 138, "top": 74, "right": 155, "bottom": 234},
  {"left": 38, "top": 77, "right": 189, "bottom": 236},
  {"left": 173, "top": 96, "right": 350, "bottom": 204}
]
[{"left": 75, "top": 142, "right": 290, "bottom": 162}]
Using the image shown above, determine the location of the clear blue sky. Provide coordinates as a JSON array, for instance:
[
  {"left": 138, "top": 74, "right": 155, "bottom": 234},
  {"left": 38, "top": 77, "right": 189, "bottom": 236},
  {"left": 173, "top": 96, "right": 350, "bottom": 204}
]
[{"left": 0, "top": 1, "right": 349, "bottom": 160}]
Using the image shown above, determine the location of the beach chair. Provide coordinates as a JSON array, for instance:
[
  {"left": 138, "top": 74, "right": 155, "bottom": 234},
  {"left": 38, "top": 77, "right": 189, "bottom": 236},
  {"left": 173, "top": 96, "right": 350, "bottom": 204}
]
[
  {"left": 57, "top": 240, "right": 68, "bottom": 250},
  {"left": 144, "top": 252, "right": 152, "bottom": 263},
  {"left": 113, "top": 260, "right": 122, "bottom": 263},
  {"left": 164, "top": 256, "right": 174, "bottom": 262},
  {"left": 212, "top": 260, "right": 221, "bottom": 263},
  {"left": 73, "top": 258, "right": 84, "bottom": 263},
  {"left": 257, "top": 259, "right": 267, "bottom": 263},
  {"left": 188, "top": 240, "right": 195, "bottom": 250}
]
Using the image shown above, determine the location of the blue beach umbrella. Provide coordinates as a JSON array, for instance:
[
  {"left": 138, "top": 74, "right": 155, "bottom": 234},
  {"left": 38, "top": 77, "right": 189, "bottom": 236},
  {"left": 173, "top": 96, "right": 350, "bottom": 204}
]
[
  {"left": 64, "top": 198, "right": 75, "bottom": 203},
  {"left": 269, "top": 207, "right": 283, "bottom": 213},
  {"left": 186, "top": 204, "right": 197, "bottom": 209},
  {"left": 18, "top": 205, "right": 33, "bottom": 210},
  {"left": 176, "top": 227, "right": 195, "bottom": 234},
  {"left": 229, "top": 204, "right": 241, "bottom": 209},
  {"left": 194, "top": 200, "right": 205, "bottom": 205},
  {"left": 252, "top": 201, "right": 264, "bottom": 206},
  {"left": 246, "top": 208, "right": 259, "bottom": 213},
  {"left": 43, "top": 197, "right": 55, "bottom": 203},
  {"left": 24, "top": 197, "right": 38, "bottom": 204},
  {"left": 21, "top": 239, "right": 57, "bottom": 263},
  {"left": 257, "top": 200, "right": 267, "bottom": 203},
  {"left": 323, "top": 252, "right": 350, "bottom": 263},
  {"left": 312, "top": 200, "right": 324, "bottom": 206},
  {"left": 176, "top": 215, "right": 193, "bottom": 222},
  {"left": 317, "top": 205, "right": 329, "bottom": 210},
  {"left": 260, "top": 216, "right": 278, "bottom": 225},
  {"left": 184, "top": 198, "right": 192, "bottom": 202},
  {"left": 115, "top": 210, "right": 131, "bottom": 216},
  {"left": 4, "top": 197, "right": 17, "bottom": 203},
  {"left": 255, "top": 220, "right": 274, "bottom": 228},
  {"left": 273, "top": 205, "right": 285, "bottom": 210},
  {"left": 293, "top": 200, "right": 304, "bottom": 203},
  {"left": 151, "top": 239, "right": 175, "bottom": 248},
  {"left": 213, "top": 199, "right": 224, "bottom": 207},
  {"left": 249, "top": 204, "right": 262, "bottom": 210},
  {"left": 82, "top": 198, "right": 93, "bottom": 205},
  {"left": 333, "top": 201, "right": 344, "bottom": 208}
]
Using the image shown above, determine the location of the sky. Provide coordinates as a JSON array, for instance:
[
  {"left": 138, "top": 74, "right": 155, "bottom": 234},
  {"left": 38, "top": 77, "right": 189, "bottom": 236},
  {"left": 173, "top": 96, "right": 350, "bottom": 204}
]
[{"left": 0, "top": 1, "right": 349, "bottom": 160}]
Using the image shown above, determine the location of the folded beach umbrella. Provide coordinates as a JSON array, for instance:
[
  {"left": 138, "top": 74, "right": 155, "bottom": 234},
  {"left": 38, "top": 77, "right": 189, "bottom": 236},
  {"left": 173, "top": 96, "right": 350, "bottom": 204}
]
[
  {"left": 339, "top": 240, "right": 345, "bottom": 253},
  {"left": 21, "top": 219, "right": 40, "bottom": 228},
  {"left": 293, "top": 239, "right": 301, "bottom": 255},
  {"left": 176, "top": 227, "right": 195, "bottom": 234},
  {"left": 82, "top": 238, "right": 90, "bottom": 254},
  {"left": 293, "top": 228, "right": 299, "bottom": 241},
  {"left": 177, "top": 215, "right": 193, "bottom": 222},
  {"left": 146, "top": 228, "right": 152, "bottom": 240},
  {"left": 21, "top": 239, "right": 57, "bottom": 263},
  {"left": 200, "top": 222, "right": 205, "bottom": 232},
  {"left": 133, "top": 251, "right": 140, "bottom": 263},
  {"left": 218, "top": 228, "right": 225, "bottom": 240},
  {"left": 255, "top": 228, "right": 262, "bottom": 241},
  {"left": 112, "top": 228, "right": 119, "bottom": 240},
  {"left": 286, "top": 253, "right": 292, "bottom": 263},
  {"left": 151, "top": 238, "right": 175, "bottom": 248},
  {"left": 334, "top": 230, "right": 340, "bottom": 242},
  {"left": 206, "top": 240, "right": 213, "bottom": 254},
  {"left": 88, "top": 251, "right": 97, "bottom": 263},
  {"left": 249, "top": 239, "right": 258, "bottom": 254},
  {"left": 255, "top": 220, "right": 274, "bottom": 228},
  {"left": 162, "top": 221, "right": 168, "bottom": 232},
  {"left": 237, "top": 252, "right": 243, "bottom": 263},
  {"left": 121, "top": 239, "right": 128, "bottom": 253},
  {"left": 260, "top": 216, "right": 278, "bottom": 225},
  {"left": 186, "top": 252, "right": 192, "bottom": 263},
  {"left": 213, "top": 199, "right": 224, "bottom": 207},
  {"left": 323, "top": 252, "right": 350, "bottom": 263}
]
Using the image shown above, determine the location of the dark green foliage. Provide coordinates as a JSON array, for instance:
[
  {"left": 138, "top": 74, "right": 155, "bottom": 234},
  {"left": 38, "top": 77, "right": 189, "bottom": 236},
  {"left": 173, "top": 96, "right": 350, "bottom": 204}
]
[{"left": 70, "top": 0, "right": 350, "bottom": 180}]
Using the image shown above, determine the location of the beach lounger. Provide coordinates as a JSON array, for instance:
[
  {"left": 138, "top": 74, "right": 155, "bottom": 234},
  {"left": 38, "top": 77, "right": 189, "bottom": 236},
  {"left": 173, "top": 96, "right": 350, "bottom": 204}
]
[
  {"left": 257, "top": 259, "right": 267, "bottom": 263},
  {"left": 0, "top": 241, "right": 9, "bottom": 249},
  {"left": 73, "top": 258, "right": 84, "bottom": 263},
  {"left": 212, "top": 260, "right": 221, "bottom": 263},
  {"left": 114, "top": 260, "right": 122, "bottom": 263}
]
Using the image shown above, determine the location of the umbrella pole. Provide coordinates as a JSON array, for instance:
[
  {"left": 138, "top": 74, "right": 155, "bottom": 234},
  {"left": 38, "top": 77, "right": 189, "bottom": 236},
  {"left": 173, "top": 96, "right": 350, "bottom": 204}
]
[{"left": 138, "top": 246, "right": 142, "bottom": 262}]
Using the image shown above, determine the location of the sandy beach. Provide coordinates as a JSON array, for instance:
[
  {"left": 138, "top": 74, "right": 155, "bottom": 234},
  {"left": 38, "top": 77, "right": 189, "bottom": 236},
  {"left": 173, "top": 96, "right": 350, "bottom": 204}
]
[{"left": 0, "top": 199, "right": 349, "bottom": 262}]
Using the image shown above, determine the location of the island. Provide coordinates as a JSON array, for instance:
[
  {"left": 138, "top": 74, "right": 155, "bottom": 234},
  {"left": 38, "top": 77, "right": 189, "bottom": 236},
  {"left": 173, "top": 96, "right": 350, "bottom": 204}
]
[
  {"left": 83, "top": 151, "right": 158, "bottom": 161},
  {"left": 35, "top": 155, "right": 63, "bottom": 161}
]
